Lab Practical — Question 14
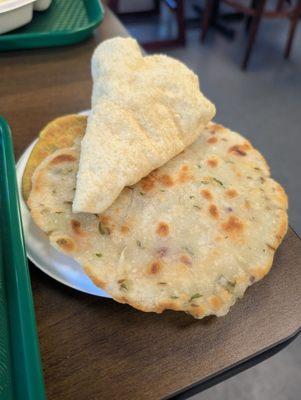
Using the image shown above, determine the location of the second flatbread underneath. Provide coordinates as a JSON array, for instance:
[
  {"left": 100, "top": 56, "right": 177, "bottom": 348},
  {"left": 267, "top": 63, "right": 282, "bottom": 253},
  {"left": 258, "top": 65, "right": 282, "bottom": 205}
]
[
  {"left": 28, "top": 122, "right": 288, "bottom": 319},
  {"left": 22, "top": 114, "right": 87, "bottom": 201}
]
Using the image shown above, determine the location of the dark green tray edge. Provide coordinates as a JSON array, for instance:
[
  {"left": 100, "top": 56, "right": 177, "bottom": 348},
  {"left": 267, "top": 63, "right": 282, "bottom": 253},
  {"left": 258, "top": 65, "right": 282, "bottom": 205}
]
[
  {"left": 0, "top": 117, "right": 46, "bottom": 400},
  {"left": 0, "top": 235, "right": 14, "bottom": 399}
]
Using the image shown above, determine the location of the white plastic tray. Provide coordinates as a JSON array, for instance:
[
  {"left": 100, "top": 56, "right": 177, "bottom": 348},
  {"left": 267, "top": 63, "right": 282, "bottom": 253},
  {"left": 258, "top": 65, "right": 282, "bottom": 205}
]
[{"left": 0, "top": 0, "right": 52, "bottom": 34}]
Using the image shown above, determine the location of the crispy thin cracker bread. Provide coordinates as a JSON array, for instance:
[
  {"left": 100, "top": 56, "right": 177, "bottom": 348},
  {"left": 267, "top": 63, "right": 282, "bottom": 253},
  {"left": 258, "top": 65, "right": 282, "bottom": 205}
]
[{"left": 73, "top": 37, "right": 216, "bottom": 214}]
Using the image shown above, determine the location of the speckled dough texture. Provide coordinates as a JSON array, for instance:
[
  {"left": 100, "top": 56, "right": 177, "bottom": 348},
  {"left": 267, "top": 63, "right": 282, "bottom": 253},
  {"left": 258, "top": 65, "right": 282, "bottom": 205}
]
[
  {"left": 28, "top": 122, "right": 288, "bottom": 319},
  {"left": 72, "top": 37, "right": 216, "bottom": 214}
]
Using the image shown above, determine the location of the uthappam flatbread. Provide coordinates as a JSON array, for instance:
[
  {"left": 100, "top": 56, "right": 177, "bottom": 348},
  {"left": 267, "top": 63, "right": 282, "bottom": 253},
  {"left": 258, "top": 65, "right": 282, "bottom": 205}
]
[
  {"left": 22, "top": 114, "right": 87, "bottom": 201},
  {"left": 28, "top": 123, "right": 288, "bottom": 319},
  {"left": 73, "top": 37, "right": 216, "bottom": 214}
]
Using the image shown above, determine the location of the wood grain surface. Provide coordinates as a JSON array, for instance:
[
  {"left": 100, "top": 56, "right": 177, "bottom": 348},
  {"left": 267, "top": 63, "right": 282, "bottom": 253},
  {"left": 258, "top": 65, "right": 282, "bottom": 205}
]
[{"left": 1, "top": 7, "right": 301, "bottom": 400}]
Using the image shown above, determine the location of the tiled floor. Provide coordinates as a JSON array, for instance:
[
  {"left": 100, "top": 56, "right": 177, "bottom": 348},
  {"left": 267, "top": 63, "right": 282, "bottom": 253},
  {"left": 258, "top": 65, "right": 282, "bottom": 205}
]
[{"left": 122, "top": 3, "right": 301, "bottom": 399}]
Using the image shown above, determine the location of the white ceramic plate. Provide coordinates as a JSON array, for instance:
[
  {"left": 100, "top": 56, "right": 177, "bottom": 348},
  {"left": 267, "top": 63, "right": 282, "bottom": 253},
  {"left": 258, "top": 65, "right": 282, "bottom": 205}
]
[{"left": 16, "top": 111, "right": 110, "bottom": 297}]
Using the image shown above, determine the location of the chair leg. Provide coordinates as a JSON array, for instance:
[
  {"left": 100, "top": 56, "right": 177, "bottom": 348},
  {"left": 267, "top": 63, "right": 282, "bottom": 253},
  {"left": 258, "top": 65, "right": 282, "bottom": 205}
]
[
  {"left": 154, "top": 0, "right": 161, "bottom": 14},
  {"left": 201, "top": 0, "right": 215, "bottom": 42},
  {"left": 245, "top": 0, "right": 257, "bottom": 33},
  {"left": 176, "top": 0, "right": 186, "bottom": 45},
  {"left": 284, "top": 0, "right": 301, "bottom": 59},
  {"left": 242, "top": 0, "right": 266, "bottom": 70},
  {"left": 276, "top": 0, "right": 285, "bottom": 12}
]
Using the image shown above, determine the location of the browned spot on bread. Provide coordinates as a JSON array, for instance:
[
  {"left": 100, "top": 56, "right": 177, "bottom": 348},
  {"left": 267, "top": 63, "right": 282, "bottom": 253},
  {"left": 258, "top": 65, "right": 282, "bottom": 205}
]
[
  {"left": 210, "top": 296, "right": 223, "bottom": 311},
  {"left": 274, "top": 184, "right": 288, "bottom": 208},
  {"left": 141, "top": 175, "right": 155, "bottom": 192},
  {"left": 225, "top": 189, "right": 238, "bottom": 198},
  {"left": 100, "top": 215, "right": 111, "bottom": 224},
  {"left": 209, "top": 204, "right": 219, "bottom": 219},
  {"left": 178, "top": 165, "right": 192, "bottom": 183},
  {"left": 209, "top": 123, "right": 223, "bottom": 134},
  {"left": 273, "top": 216, "right": 288, "bottom": 246},
  {"left": 180, "top": 254, "right": 192, "bottom": 266},
  {"left": 243, "top": 142, "right": 251, "bottom": 150},
  {"left": 112, "top": 295, "right": 128, "bottom": 305},
  {"left": 159, "top": 174, "right": 174, "bottom": 187},
  {"left": 250, "top": 267, "right": 267, "bottom": 280},
  {"left": 98, "top": 215, "right": 113, "bottom": 234},
  {"left": 121, "top": 225, "right": 130, "bottom": 234},
  {"left": 84, "top": 266, "right": 106, "bottom": 289},
  {"left": 207, "top": 136, "right": 218, "bottom": 144},
  {"left": 222, "top": 216, "right": 244, "bottom": 235},
  {"left": 229, "top": 145, "right": 248, "bottom": 156},
  {"left": 207, "top": 158, "right": 218, "bottom": 167},
  {"left": 244, "top": 200, "right": 251, "bottom": 209},
  {"left": 190, "top": 306, "right": 205, "bottom": 318},
  {"left": 157, "top": 302, "right": 182, "bottom": 312},
  {"left": 219, "top": 288, "right": 232, "bottom": 301},
  {"left": 201, "top": 189, "right": 213, "bottom": 200},
  {"left": 166, "top": 301, "right": 180, "bottom": 309},
  {"left": 149, "top": 261, "right": 162, "bottom": 274},
  {"left": 278, "top": 217, "right": 288, "bottom": 239},
  {"left": 156, "top": 222, "right": 169, "bottom": 237},
  {"left": 51, "top": 154, "right": 76, "bottom": 164},
  {"left": 56, "top": 237, "right": 74, "bottom": 252},
  {"left": 32, "top": 174, "right": 43, "bottom": 192},
  {"left": 71, "top": 219, "right": 82, "bottom": 235}
]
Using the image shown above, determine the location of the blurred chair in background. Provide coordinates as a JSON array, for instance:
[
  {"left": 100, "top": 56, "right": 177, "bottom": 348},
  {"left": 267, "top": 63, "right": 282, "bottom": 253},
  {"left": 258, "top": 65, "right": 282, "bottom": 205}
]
[
  {"left": 201, "top": 0, "right": 301, "bottom": 69},
  {"left": 108, "top": 0, "right": 186, "bottom": 50}
]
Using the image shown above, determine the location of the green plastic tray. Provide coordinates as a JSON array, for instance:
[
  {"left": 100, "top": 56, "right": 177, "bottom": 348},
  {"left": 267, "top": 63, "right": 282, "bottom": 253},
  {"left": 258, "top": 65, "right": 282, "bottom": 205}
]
[
  {"left": 0, "top": 117, "right": 46, "bottom": 400},
  {"left": 0, "top": 0, "right": 104, "bottom": 51}
]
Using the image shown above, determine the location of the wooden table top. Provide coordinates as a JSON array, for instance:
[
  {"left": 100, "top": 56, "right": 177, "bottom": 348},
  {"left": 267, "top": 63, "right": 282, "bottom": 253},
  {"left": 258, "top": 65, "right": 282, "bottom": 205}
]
[{"left": 1, "top": 7, "right": 301, "bottom": 400}]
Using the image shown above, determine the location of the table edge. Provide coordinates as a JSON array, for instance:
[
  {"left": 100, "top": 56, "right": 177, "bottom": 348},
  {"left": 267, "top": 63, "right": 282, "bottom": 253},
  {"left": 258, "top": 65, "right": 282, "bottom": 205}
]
[{"left": 167, "top": 327, "right": 301, "bottom": 400}]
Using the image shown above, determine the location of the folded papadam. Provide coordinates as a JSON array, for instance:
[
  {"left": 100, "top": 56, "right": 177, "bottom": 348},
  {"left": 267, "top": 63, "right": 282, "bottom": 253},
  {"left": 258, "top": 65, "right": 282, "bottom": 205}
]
[{"left": 72, "top": 37, "right": 216, "bottom": 214}]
